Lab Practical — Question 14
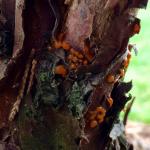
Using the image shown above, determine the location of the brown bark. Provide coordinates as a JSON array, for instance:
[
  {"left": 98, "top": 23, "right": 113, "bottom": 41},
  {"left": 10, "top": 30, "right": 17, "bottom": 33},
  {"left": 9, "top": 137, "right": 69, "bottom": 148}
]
[{"left": 0, "top": 0, "right": 148, "bottom": 149}]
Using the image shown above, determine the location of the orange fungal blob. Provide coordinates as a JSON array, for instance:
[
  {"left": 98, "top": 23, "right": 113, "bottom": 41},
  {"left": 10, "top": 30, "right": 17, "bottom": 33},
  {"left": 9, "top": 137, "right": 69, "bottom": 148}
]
[
  {"left": 62, "top": 41, "right": 71, "bottom": 50},
  {"left": 90, "top": 120, "right": 98, "bottom": 128},
  {"left": 54, "top": 65, "right": 67, "bottom": 77},
  {"left": 133, "top": 23, "right": 140, "bottom": 34},
  {"left": 106, "top": 74, "right": 115, "bottom": 83},
  {"left": 119, "top": 69, "right": 125, "bottom": 77},
  {"left": 107, "top": 97, "right": 113, "bottom": 107},
  {"left": 53, "top": 40, "right": 62, "bottom": 49},
  {"left": 123, "top": 58, "right": 129, "bottom": 68}
]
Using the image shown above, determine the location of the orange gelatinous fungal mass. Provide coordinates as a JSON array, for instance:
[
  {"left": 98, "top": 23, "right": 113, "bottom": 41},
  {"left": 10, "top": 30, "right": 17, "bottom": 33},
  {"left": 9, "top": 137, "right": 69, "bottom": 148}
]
[
  {"left": 107, "top": 97, "right": 113, "bottom": 107},
  {"left": 73, "top": 51, "right": 80, "bottom": 57},
  {"left": 70, "top": 63, "right": 77, "bottom": 70},
  {"left": 119, "top": 69, "right": 125, "bottom": 77},
  {"left": 97, "top": 117, "right": 104, "bottom": 124},
  {"left": 133, "top": 24, "right": 140, "bottom": 34},
  {"left": 106, "top": 74, "right": 115, "bottom": 83},
  {"left": 53, "top": 40, "right": 62, "bottom": 49},
  {"left": 127, "top": 52, "right": 131, "bottom": 60},
  {"left": 83, "top": 46, "right": 94, "bottom": 61},
  {"left": 123, "top": 58, "right": 129, "bottom": 68},
  {"left": 83, "top": 60, "right": 88, "bottom": 65},
  {"left": 62, "top": 41, "right": 71, "bottom": 50},
  {"left": 96, "top": 107, "right": 106, "bottom": 114},
  {"left": 96, "top": 114, "right": 104, "bottom": 120},
  {"left": 90, "top": 120, "right": 98, "bottom": 128},
  {"left": 54, "top": 65, "right": 67, "bottom": 77},
  {"left": 72, "top": 56, "right": 78, "bottom": 63},
  {"left": 78, "top": 54, "right": 84, "bottom": 59},
  {"left": 68, "top": 54, "right": 74, "bottom": 60},
  {"left": 89, "top": 107, "right": 106, "bottom": 128}
]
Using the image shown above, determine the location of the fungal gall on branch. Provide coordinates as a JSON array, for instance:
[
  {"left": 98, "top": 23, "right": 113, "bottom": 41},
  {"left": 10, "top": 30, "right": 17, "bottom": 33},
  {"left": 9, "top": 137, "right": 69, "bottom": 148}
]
[{"left": 88, "top": 106, "right": 106, "bottom": 128}]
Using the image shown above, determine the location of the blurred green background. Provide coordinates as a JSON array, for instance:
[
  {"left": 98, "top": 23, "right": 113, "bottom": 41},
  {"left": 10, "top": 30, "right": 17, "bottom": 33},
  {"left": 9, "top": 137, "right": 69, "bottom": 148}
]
[{"left": 124, "top": 2, "right": 150, "bottom": 124}]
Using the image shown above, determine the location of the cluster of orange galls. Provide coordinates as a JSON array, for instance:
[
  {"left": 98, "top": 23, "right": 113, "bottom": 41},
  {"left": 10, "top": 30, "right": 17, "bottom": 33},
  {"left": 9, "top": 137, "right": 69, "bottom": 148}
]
[
  {"left": 106, "top": 50, "right": 132, "bottom": 84},
  {"left": 89, "top": 106, "right": 106, "bottom": 128},
  {"left": 53, "top": 34, "right": 94, "bottom": 77},
  {"left": 88, "top": 51, "right": 132, "bottom": 129},
  {"left": 133, "top": 23, "right": 140, "bottom": 35},
  {"left": 54, "top": 65, "right": 68, "bottom": 77},
  {"left": 67, "top": 48, "right": 88, "bottom": 70},
  {"left": 106, "top": 21, "right": 140, "bottom": 83},
  {"left": 88, "top": 96, "right": 113, "bottom": 129}
]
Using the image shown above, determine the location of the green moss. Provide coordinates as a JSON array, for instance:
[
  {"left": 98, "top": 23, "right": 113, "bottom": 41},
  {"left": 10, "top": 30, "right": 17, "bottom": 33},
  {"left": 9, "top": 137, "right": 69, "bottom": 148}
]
[
  {"left": 34, "top": 52, "right": 62, "bottom": 108},
  {"left": 68, "top": 82, "right": 85, "bottom": 118}
]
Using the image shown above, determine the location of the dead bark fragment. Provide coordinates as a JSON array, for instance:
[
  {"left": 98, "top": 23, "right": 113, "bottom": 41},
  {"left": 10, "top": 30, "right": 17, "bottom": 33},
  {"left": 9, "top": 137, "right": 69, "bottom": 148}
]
[{"left": 64, "top": 0, "right": 96, "bottom": 50}]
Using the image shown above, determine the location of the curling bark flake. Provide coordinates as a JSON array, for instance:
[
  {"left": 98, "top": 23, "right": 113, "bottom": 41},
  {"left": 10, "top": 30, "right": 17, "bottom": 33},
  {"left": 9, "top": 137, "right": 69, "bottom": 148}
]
[{"left": 65, "top": 0, "right": 96, "bottom": 50}]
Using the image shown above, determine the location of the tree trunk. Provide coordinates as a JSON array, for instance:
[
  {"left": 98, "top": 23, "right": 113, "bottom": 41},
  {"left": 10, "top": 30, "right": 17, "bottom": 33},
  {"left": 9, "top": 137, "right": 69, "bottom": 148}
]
[{"left": 0, "top": 0, "right": 148, "bottom": 149}]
